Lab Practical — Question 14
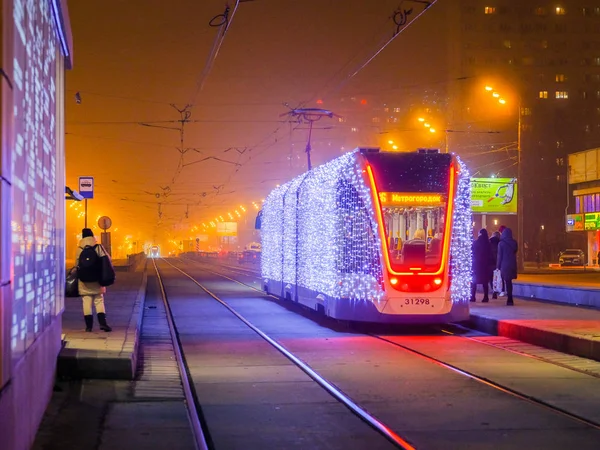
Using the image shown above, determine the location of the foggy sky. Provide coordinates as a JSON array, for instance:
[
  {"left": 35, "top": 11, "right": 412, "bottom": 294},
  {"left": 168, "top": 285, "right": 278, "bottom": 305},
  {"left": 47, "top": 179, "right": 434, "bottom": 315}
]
[{"left": 65, "top": 0, "right": 449, "bottom": 251}]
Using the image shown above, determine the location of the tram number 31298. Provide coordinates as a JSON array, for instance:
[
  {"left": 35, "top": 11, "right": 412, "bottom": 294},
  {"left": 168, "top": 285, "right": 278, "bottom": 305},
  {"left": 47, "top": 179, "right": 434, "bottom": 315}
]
[{"left": 404, "top": 298, "right": 431, "bottom": 305}]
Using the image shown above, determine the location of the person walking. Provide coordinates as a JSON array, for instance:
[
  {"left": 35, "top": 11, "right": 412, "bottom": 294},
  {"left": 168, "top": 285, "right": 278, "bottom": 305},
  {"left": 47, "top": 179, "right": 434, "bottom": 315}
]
[
  {"left": 471, "top": 228, "right": 493, "bottom": 303},
  {"left": 76, "top": 228, "right": 112, "bottom": 332},
  {"left": 497, "top": 227, "right": 518, "bottom": 306},
  {"left": 489, "top": 231, "right": 501, "bottom": 299}
]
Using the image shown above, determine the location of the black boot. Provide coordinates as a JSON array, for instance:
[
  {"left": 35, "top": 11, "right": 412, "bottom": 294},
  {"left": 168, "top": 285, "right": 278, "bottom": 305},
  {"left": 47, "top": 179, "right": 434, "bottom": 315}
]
[
  {"left": 84, "top": 315, "right": 93, "bottom": 332},
  {"left": 97, "top": 313, "right": 112, "bottom": 332}
]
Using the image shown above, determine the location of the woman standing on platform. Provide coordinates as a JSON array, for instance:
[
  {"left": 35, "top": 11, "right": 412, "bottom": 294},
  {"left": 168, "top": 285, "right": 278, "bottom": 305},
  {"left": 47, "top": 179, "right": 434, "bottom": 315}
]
[
  {"left": 76, "top": 228, "right": 112, "bottom": 332},
  {"left": 471, "top": 228, "right": 493, "bottom": 303},
  {"left": 497, "top": 227, "right": 518, "bottom": 306}
]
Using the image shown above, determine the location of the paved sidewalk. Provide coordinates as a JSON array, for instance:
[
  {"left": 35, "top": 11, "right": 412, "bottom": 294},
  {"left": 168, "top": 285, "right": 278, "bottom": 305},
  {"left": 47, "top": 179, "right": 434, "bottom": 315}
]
[
  {"left": 469, "top": 297, "right": 600, "bottom": 362},
  {"left": 57, "top": 263, "right": 148, "bottom": 380}
]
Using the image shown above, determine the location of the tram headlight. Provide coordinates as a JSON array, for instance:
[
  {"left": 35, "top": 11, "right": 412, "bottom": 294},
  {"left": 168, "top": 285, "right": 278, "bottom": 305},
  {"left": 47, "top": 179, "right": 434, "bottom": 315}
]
[
  {"left": 390, "top": 278, "right": 398, "bottom": 285},
  {"left": 433, "top": 278, "right": 442, "bottom": 286}
]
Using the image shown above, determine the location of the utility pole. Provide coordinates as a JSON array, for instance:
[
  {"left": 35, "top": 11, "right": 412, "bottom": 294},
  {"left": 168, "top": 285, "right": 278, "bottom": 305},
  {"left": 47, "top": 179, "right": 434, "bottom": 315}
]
[
  {"left": 517, "top": 99, "right": 524, "bottom": 272},
  {"left": 281, "top": 108, "right": 339, "bottom": 170}
]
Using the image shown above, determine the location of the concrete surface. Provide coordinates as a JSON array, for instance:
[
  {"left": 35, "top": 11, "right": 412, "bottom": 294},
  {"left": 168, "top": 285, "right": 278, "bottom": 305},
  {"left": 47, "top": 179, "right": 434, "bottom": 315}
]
[
  {"left": 57, "top": 266, "right": 147, "bottom": 379},
  {"left": 468, "top": 298, "right": 600, "bottom": 362}
]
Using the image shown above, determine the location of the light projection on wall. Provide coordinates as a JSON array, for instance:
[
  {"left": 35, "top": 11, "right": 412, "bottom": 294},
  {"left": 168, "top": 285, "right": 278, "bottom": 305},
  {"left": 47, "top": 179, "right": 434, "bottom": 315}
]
[{"left": 10, "top": 0, "right": 62, "bottom": 359}]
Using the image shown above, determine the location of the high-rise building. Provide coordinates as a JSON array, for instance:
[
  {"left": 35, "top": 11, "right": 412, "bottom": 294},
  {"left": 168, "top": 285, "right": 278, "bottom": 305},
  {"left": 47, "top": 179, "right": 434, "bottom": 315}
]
[{"left": 447, "top": 1, "right": 600, "bottom": 256}]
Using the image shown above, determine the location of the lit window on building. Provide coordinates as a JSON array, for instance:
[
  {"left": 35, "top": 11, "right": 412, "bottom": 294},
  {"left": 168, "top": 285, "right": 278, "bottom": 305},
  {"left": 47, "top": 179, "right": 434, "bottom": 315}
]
[
  {"left": 582, "top": 90, "right": 588, "bottom": 99},
  {"left": 485, "top": 7, "right": 497, "bottom": 14},
  {"left": 351, "top": 127, "right": 358, "bottom": 132},
  {"left": 522, "top": 57, "right": 534, "bottom": 65},
  {"left": 521, "top": 107, "right": 532, "bottom": 116},
  {"left": 539, "top": 90, "right": 548, "bottom": 98},
  {"left": 583, "top": 7, "right": 590, "bottom": 16},
  {"left": 556, "top": 73, "right": 566, "bottom": 82},
  {"left": 503, "top": 40, "right": 511, "bottom": 48},
  {"left": 585, "top": 124, "right": 592, "bottom": 133},
  {"left": 555, "top": 91, "right": 568, "bottom": 98},
  {"left": 535, "top": 7, "right": 546, "bottom": 16},
  {"left": 372, "top": 117, "right": 380, "bottom": 123},
  {"left": 596, "top": 91, "right": 600, "bottom": 99},
  {"left": 556, "top": 141, "right": 564, "bottom": 148},
  {"left": 594, "top": 57, "right": 600, "bottom": 66},
  {"left": 596, "top": 7, "right": 600, "bottom": 15},
  {"left": 555, "top": 6, "right": 566, "bottom": 15},
  {"left": 541, "top": 40, "right": 548, "bottom": 49},
  {"left": 393, "top": 107, "right": 401, "bottom": 113},
  {"left": 338, "top": 117, "right": 346, "bottom": 123}
]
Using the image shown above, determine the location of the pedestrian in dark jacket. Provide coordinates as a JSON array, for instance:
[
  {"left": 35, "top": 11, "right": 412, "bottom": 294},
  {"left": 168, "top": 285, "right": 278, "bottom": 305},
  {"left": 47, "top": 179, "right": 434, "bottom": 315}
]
[
  {"left": 471, "top": 228, "right": 493, "bottom": 303},
  {"left": 497, "top": 227, "right": 518, "bottom": 306},
  {"left": 489, "top": 231, "right": 500, "bottom": 299}
]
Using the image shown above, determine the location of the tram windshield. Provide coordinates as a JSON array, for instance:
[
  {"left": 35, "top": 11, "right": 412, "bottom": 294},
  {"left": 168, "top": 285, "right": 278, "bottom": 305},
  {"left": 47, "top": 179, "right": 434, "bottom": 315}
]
[{"left": 365, "top": 152, "right": 452, "bottom": 272}]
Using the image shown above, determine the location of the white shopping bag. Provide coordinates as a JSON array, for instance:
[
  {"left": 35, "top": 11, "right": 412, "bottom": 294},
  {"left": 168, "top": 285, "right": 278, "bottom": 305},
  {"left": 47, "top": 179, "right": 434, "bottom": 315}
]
[{"left": 492, "top": 269, "right": 503, "bottom": 293}]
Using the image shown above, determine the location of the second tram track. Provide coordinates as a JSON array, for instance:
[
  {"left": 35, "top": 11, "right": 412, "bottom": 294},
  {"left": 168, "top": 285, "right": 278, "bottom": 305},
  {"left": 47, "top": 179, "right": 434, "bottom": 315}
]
[{"left": 172, "top": 256, "right": 600, "bottom": 432}]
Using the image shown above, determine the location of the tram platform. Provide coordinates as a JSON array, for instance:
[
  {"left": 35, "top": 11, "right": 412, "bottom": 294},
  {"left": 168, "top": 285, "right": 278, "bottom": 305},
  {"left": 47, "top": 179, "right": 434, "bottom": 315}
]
[
  {"left": 512, "top": 272, "right": 600, "bottom": 308},
  {"left": 57, "top": 264, "right": 148, "bottom": 380},
  {"left": 468, "top": 296, "right": 600, "bottom": 362}
]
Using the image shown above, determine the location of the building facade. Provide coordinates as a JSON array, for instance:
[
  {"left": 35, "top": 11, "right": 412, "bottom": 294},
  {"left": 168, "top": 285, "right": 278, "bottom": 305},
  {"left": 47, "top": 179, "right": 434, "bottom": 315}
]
[
  {"left": 448, "top": 1, "right": 600, "bottom": 258},
  {"left": 567, "top": 147, "right": 600, "bottom": 264},
  {"left": 0, "top": 1, "right": 72, "bottom": 449}
]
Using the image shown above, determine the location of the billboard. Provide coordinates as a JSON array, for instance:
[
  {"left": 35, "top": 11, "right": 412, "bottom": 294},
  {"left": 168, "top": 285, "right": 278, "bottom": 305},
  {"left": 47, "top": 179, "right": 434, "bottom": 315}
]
[
  {"left": 584, "top": 213, "right": 600, "bottom": 231},
  {"left": 216, "top": 222, "right": 237, "bottom": 236},
  {"left": 471, "top": 178, "right": 518, "bottom": 214},
  {"left": 566, "top": 214, "right": 584, "bottom": 232}
]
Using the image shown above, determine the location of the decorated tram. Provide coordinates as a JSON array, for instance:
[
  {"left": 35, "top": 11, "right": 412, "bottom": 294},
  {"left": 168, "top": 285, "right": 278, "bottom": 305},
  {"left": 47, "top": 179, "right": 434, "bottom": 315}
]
[{"left": 260, "top": 147, "right": 472, "bottom": 324}]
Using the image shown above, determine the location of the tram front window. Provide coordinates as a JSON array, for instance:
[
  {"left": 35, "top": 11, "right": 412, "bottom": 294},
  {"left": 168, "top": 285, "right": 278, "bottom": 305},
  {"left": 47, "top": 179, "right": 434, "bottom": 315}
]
[
  {"left": 380, "top": 193, "right": 447, "bottom": 271},
  {"left": 364, "top": 151, "right": 452, "bottom": 273}
]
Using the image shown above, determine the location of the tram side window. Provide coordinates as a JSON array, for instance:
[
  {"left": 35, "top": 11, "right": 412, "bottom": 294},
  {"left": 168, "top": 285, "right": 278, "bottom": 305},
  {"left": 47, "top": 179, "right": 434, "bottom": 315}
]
[{"left": 336, "top": 179, "right": 382, "bottom": 278}]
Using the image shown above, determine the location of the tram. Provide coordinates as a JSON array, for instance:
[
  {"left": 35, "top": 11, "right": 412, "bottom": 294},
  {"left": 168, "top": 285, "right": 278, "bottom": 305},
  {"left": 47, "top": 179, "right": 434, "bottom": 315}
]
[
  {"left": 259, "top": 147, "right": 472, "bottom": 324},
  {"left": 150, "top": 245, "right": 160, "bottom": 258}
]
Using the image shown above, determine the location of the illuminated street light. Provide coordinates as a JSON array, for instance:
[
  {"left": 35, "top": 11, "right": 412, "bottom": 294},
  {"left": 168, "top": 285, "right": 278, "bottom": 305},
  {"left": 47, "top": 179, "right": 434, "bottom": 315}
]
[
  {"left": 417, "top": 117, "right": 425, "bottom": 122},
  {"left": 492, "top": 92, "right": 500, "bottom": 98},
  {"left": 388, "top": 140, "right": 394, "bottom": 144},
  {"left": 429, "top": 128, "right": 436, "bottom": 133},
  {"left": 392, "top": 145, "right": 398, "bottom": 150},
  {"left": 424, "top": 123, "right": 431, "bottom": 128},
  {"left": 499, "top": 98, "right": 506, "bottom": 104},
  {"left": 485, "top": 86, "right": 493, "bottom": 91}
]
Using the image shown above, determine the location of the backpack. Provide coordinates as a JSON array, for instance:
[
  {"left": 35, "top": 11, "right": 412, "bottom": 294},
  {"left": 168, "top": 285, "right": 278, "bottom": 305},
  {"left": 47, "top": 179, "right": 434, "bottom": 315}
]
[{"left": 78, "top": 245, "right": 101, "bottom": 282}]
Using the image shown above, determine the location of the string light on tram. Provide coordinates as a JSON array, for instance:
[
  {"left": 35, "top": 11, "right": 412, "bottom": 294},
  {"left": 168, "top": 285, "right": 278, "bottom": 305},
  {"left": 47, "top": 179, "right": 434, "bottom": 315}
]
[{"left": 449, "top": 156, "right": 473, "bottom": 303}]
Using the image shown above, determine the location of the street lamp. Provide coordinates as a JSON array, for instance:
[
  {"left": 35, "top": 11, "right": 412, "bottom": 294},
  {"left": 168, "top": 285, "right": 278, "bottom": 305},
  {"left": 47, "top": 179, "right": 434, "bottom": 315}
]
[{"left": 485, "top": 85, "right": 524, "bottom": 271}]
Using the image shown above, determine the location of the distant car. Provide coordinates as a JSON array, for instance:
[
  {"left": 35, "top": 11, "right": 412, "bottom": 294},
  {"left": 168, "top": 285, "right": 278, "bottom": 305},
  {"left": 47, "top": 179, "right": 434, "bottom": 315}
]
[
  {"left": 558, "top": 249, "right": 585, "bottom": 266},
  {"left": 238, "top": 250, "right": 260, "bottom": 264}
]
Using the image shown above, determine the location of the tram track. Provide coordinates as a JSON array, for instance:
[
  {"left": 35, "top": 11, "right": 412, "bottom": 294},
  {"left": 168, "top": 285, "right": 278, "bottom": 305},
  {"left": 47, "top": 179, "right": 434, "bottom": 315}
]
[
  {"left": 173, "top": 256, "right": 600, "bottom": 432},
  {"left": 154, "top": 257, "right": 415, "bottom": 450},
  {"left": 184, "top": 256, "right": 600, "bottom": 379}
]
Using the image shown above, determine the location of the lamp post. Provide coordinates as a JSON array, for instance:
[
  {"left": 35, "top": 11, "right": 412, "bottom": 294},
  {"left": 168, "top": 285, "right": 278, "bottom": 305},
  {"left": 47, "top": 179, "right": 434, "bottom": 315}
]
[{"left": 485, "top": 86, "right": 524, "bottom": 271}]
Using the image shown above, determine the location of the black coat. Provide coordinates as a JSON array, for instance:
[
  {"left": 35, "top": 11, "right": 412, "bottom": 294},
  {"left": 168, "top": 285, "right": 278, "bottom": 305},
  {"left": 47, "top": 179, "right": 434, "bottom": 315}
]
[
  {"left": 472, "top": 235, "right": 493, "bottom": 284},
  {"left": 497, "top": 228, "right": 518, "bottom": 280},
  {"left": 490, "top": 236, "right": 500, "bottom": 264}
]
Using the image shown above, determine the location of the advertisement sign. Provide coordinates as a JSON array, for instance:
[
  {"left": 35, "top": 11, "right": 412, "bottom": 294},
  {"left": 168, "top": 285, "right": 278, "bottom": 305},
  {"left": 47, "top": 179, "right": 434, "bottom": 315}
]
[
  {"left": 471, "top": 178, "right": 517, "bottom": 214},
  {"left": 584, "top": 213, "right": 600, "bottom": 231},
  {"left": 566, "top": 214, "right": 584, "bottom": 232},
  {"left": 216, "top": 222, "right": 237, "bottom": 236}
]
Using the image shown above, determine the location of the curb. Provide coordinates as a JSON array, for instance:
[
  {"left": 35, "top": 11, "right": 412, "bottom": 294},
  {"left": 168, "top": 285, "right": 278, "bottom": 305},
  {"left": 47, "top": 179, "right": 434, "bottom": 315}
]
[
  {"left": 467, "top": 313, "right": 600, "bottom": 362},
  {"left": 57, "top": 270, "right": 148, "bottom": 380}
]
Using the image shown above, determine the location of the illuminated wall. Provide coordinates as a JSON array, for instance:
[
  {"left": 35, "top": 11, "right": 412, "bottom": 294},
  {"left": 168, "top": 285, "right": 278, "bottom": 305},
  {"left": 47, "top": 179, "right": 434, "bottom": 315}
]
[
  {"left": 0, "top": 1, "right": 72, "bottom": 448},
  {"left": 7, "top": 0, "right": 65, "bottom": 365}
]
